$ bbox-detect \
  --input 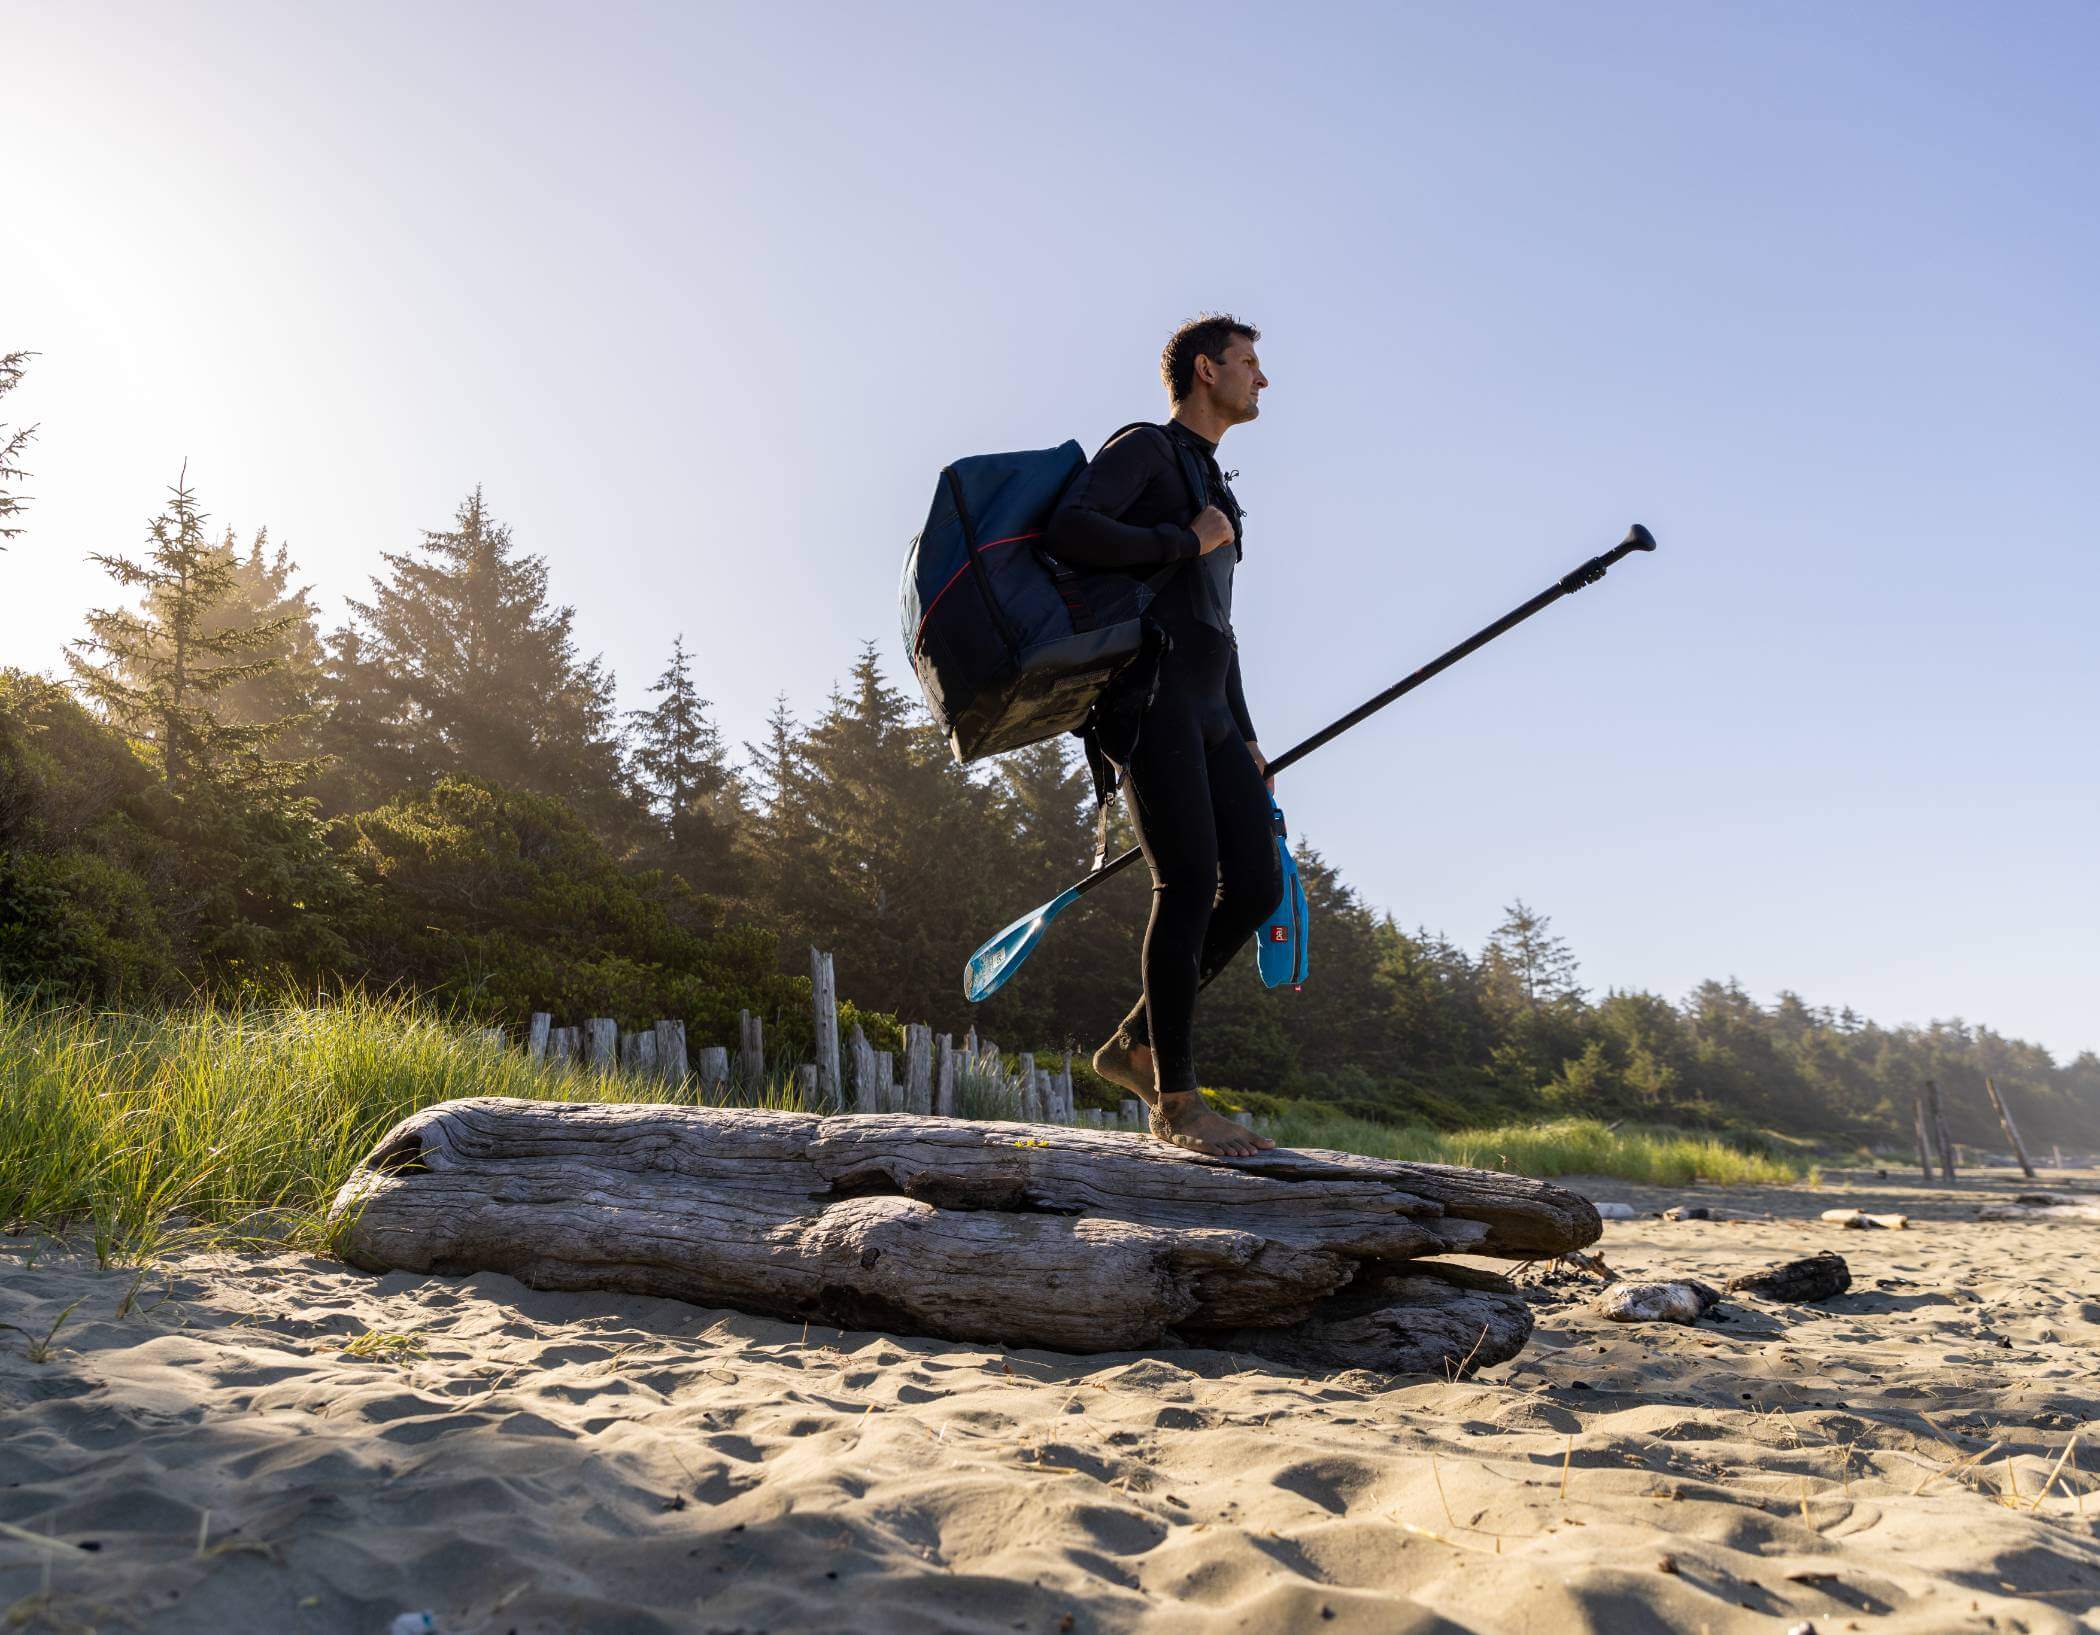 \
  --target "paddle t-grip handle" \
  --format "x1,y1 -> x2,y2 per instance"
1555,524 -> 1657,595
